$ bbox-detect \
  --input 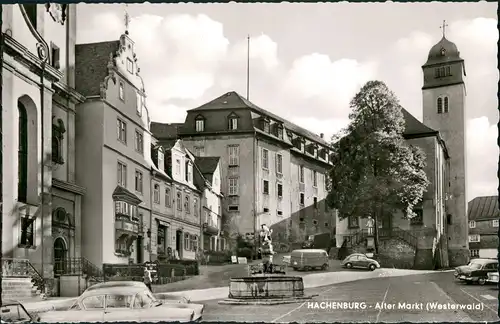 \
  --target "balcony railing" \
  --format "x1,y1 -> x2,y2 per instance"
53,257 -> 104,279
